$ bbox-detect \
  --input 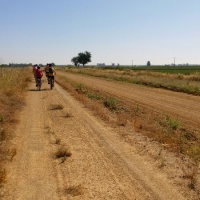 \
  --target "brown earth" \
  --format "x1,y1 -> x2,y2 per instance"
2,76 -> 200,199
